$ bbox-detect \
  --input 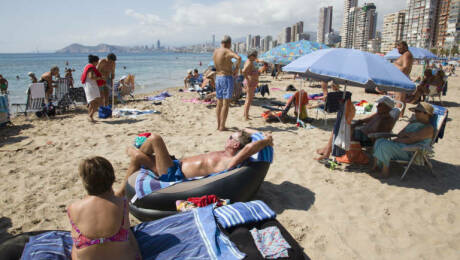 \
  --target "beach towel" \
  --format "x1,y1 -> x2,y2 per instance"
250,226 -> 291,259
21,206 -> 245,260
113,108 -> 160,118
182,98 -> 216,105
134,132 -> 273,200
214,200 -> 276,229
80,64 -> 105,86
146,91 -> 172,101
29,83 -> 45,99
